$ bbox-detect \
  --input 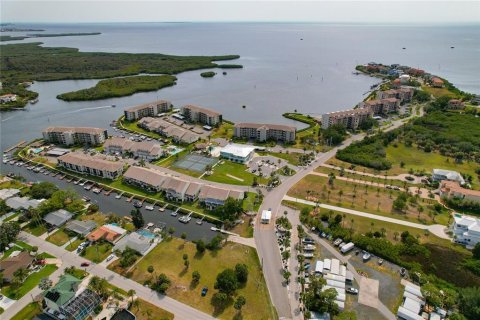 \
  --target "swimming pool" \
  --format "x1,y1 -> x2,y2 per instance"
137,229 -> 156,239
